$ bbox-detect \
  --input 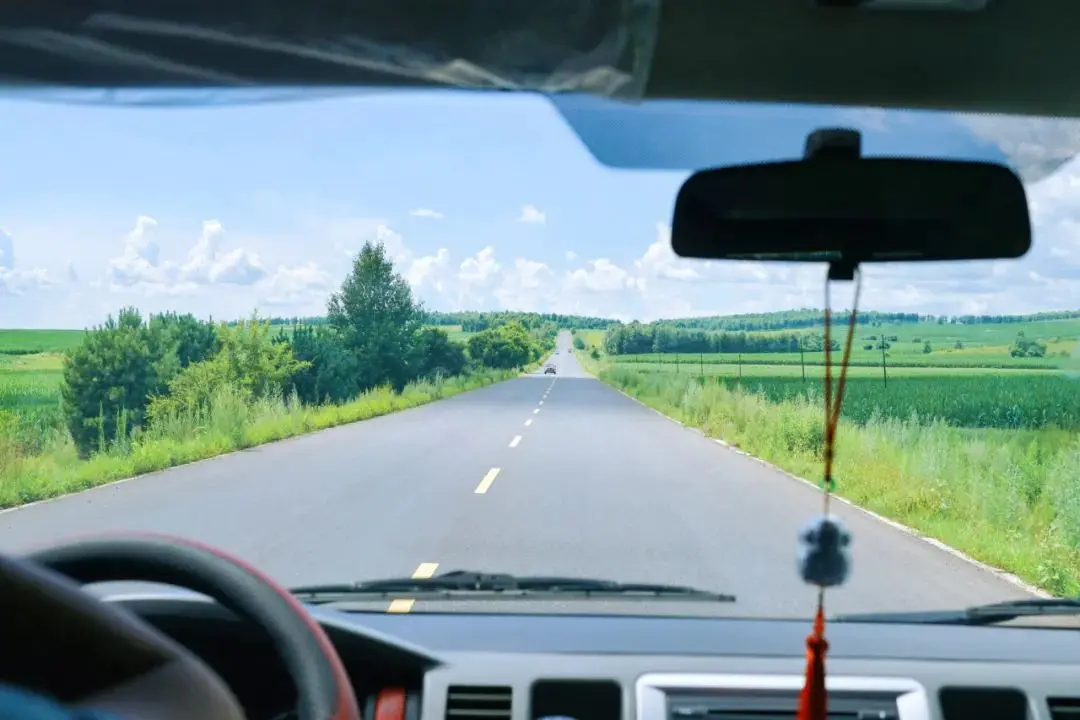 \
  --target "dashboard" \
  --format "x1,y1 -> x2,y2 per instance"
108,594 -> 1080,720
